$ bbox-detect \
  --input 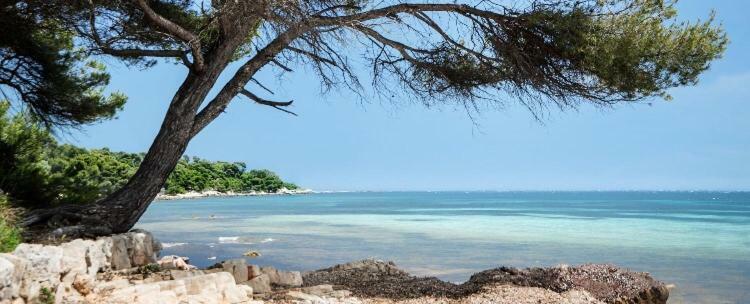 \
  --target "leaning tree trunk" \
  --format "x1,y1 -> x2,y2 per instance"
95,71 -> 220,233
23,64 -> 229,239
